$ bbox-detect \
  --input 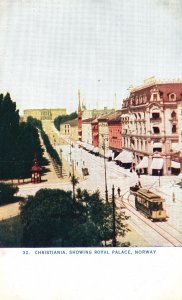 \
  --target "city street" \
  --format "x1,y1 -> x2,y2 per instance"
1,140 -> 182,247
56,143 -> 182,247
